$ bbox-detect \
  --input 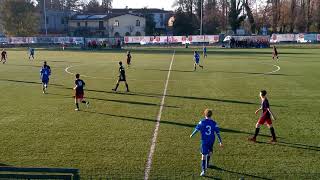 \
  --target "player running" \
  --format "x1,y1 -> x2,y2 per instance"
272,46 -> 279,61
74,74 -> 89,111
1,49 -> 7,64
203,46 -> 207,58
248,90 -> 277,143
126,51 -> 132,67
40,61 -> 51,94
194,51 -> 204,71
190,109 -> 223,177
29,47 -> 35,60
112,61 -> 129,92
